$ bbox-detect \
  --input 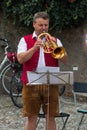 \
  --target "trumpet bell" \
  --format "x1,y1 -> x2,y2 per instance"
52,47 -> 66,59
